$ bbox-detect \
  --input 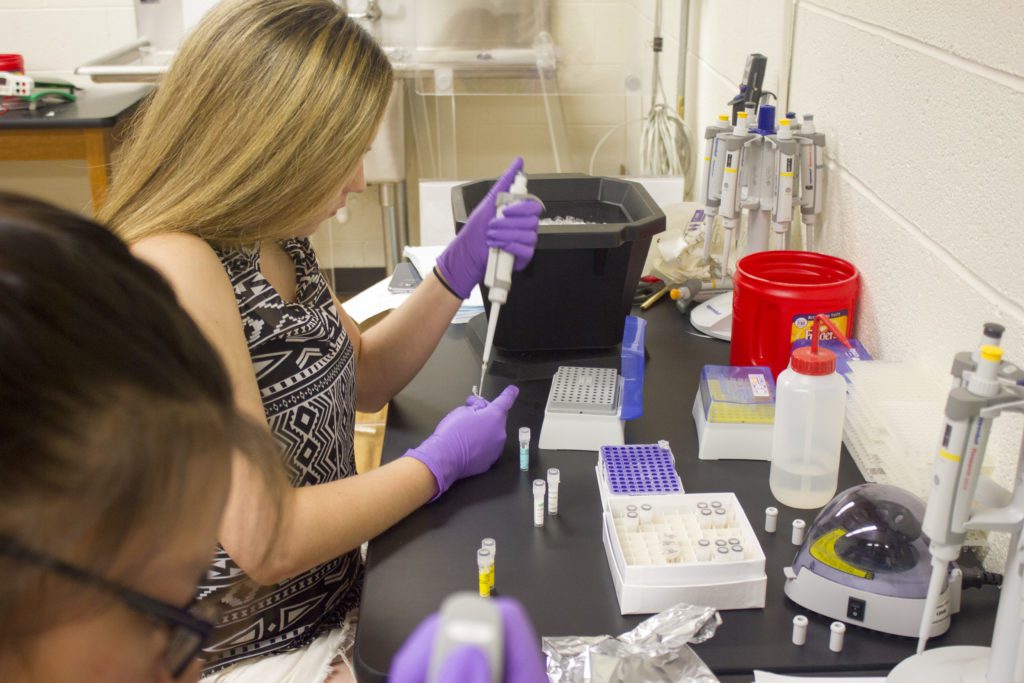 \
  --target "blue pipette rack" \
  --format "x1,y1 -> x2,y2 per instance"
600,441 -> 683,496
